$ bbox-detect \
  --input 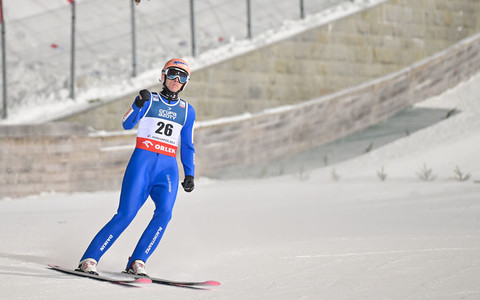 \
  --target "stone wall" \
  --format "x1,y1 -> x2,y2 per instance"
195,32 -> 480,174
0,123 -> 134,197
59,0 -> 480,131
2,31 -> 480,198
